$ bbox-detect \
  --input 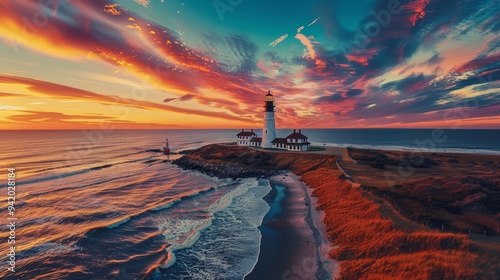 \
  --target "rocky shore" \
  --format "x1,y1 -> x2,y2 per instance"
172,144 -> 335,178
173,155 -> 277,179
